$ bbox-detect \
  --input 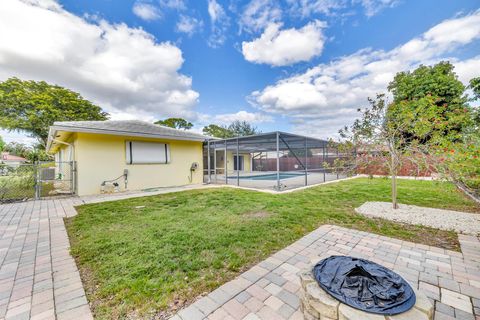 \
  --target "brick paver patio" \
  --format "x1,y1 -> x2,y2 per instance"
1,188 -> 479,320
173,225 -> 480,320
